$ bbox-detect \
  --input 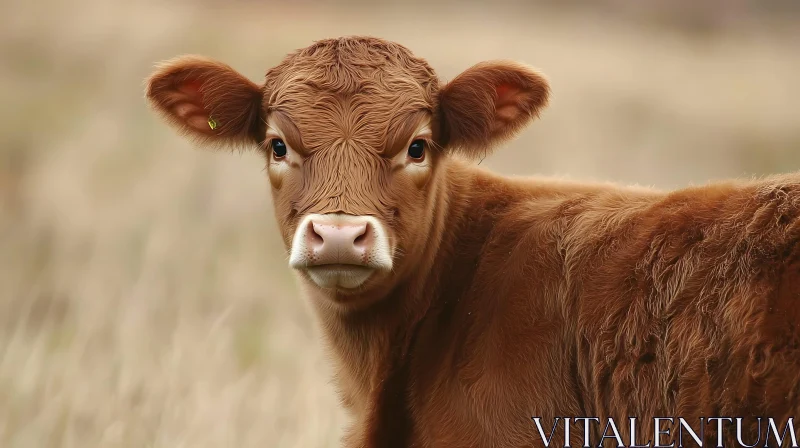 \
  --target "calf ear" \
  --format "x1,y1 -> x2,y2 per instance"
438,61 -> 550,158
145,55 -> 264,149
